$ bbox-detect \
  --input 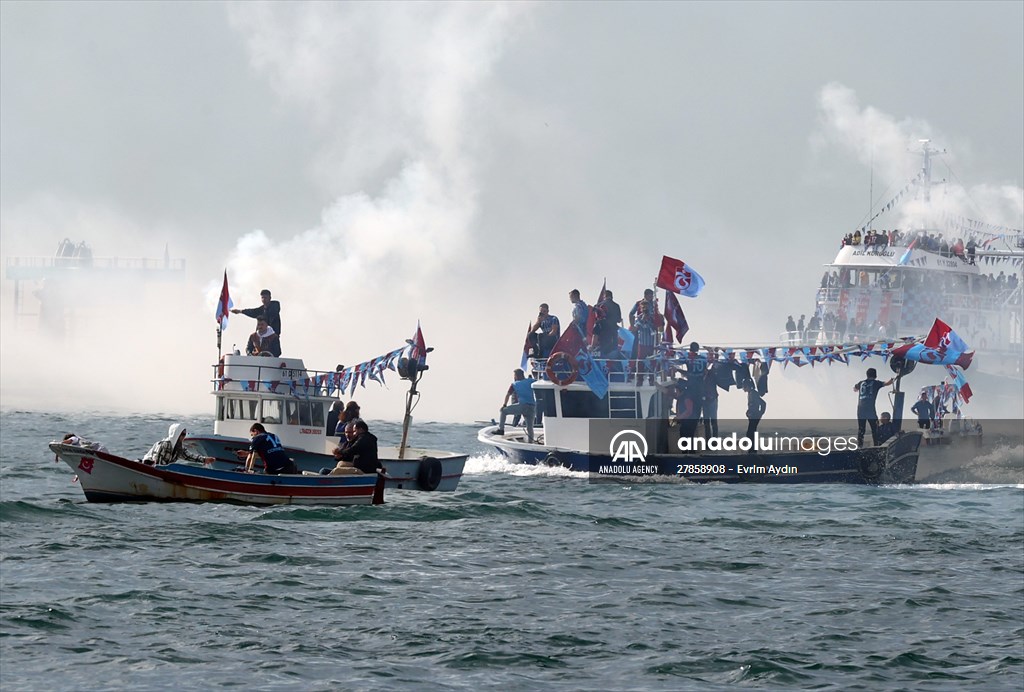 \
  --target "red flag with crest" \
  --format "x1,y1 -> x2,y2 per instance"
663,290 -> 689,343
